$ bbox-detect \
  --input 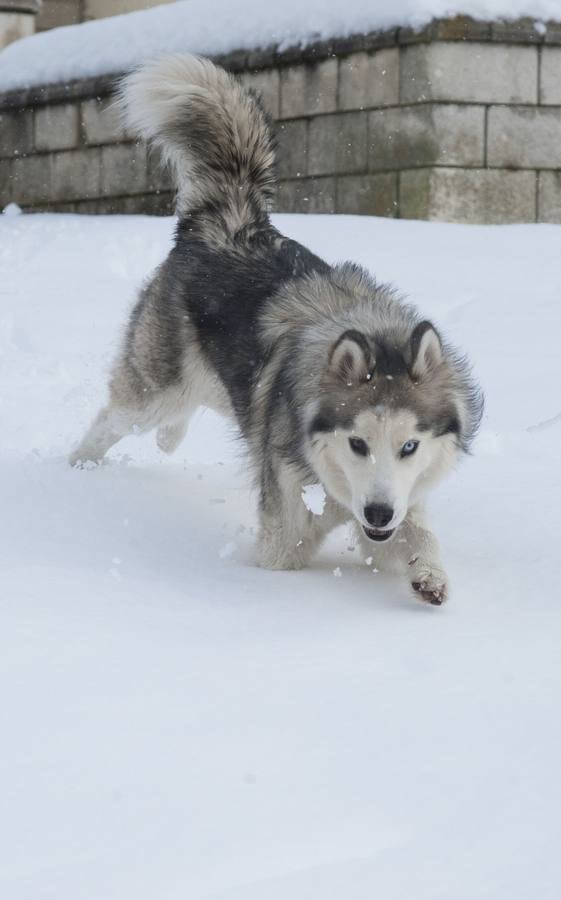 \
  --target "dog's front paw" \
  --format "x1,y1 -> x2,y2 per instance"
409,559 -> 449,606
257,539 -> 307,571
258,550 -> 306,571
